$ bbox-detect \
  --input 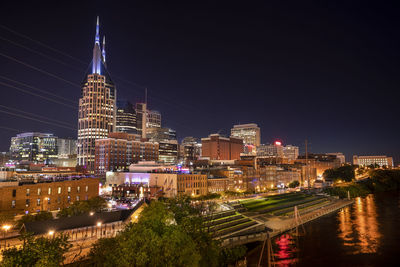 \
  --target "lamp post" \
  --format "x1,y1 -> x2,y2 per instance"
2,225 -> 11,249
48,230 -> 55,239
96,222 -> 102,238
